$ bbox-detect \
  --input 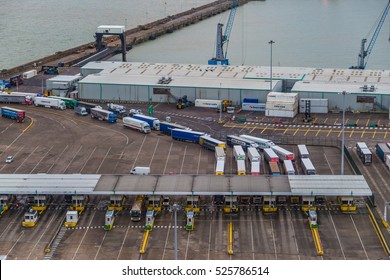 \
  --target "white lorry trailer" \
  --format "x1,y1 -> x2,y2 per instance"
34,96 -> 66,110
247,147 -> 260,175
123,117 -> 151,134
